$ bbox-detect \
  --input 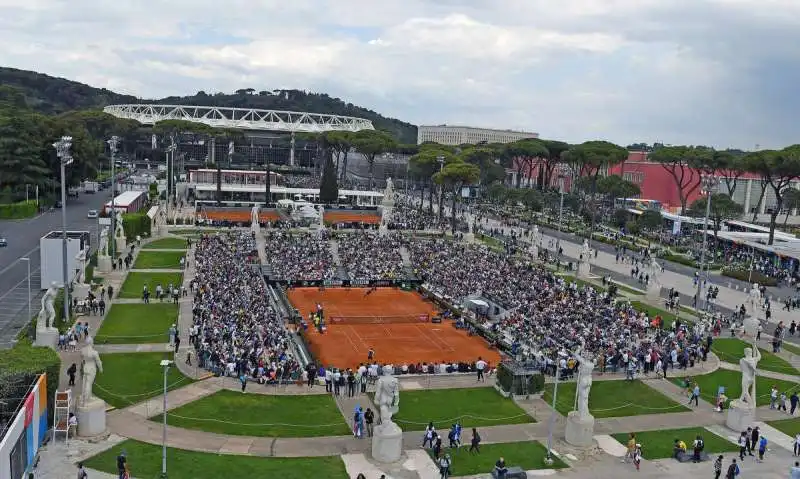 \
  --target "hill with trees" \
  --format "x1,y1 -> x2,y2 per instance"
0,67 -> 417,142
